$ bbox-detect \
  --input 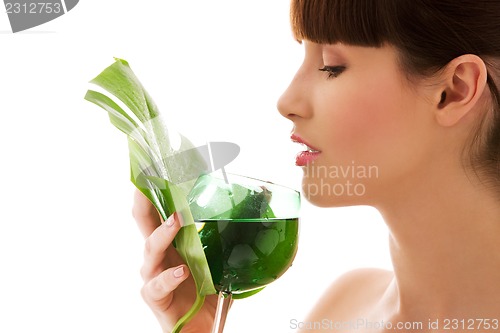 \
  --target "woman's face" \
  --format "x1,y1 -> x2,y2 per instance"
278,42 -> 437,207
